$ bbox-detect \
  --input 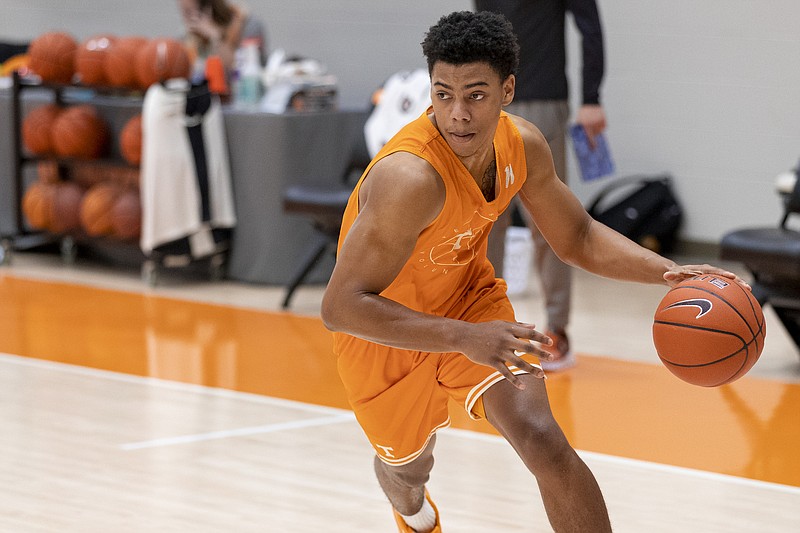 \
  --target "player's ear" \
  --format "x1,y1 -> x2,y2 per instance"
501,74 -> 515,106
